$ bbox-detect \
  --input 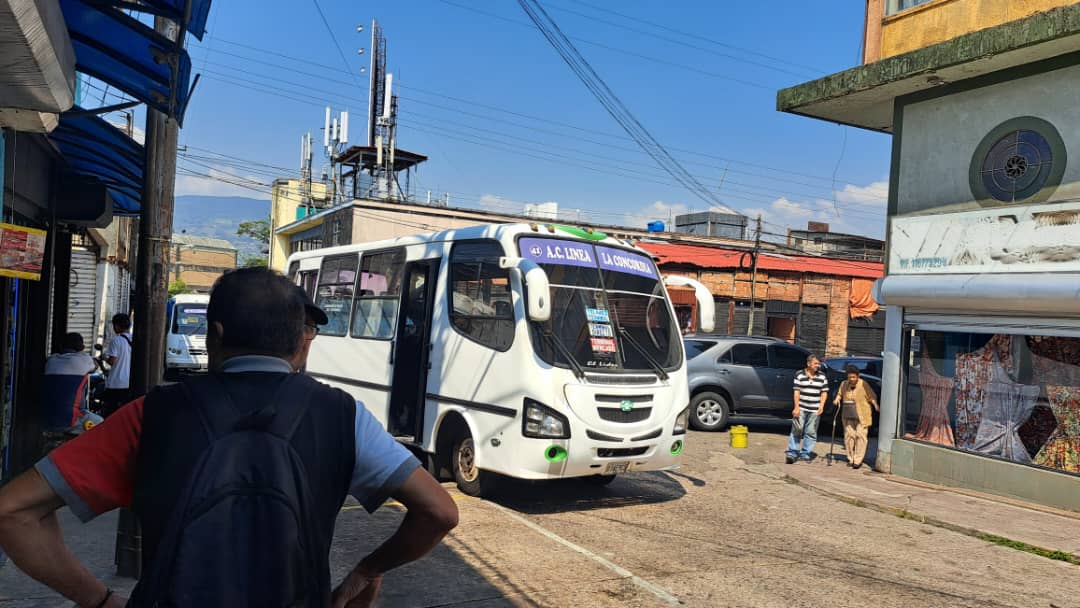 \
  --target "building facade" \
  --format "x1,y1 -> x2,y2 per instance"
781,1 -> 1080,510
786,222 -> 885,261
169,234 -> 237,293
640,242 -> 884,357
